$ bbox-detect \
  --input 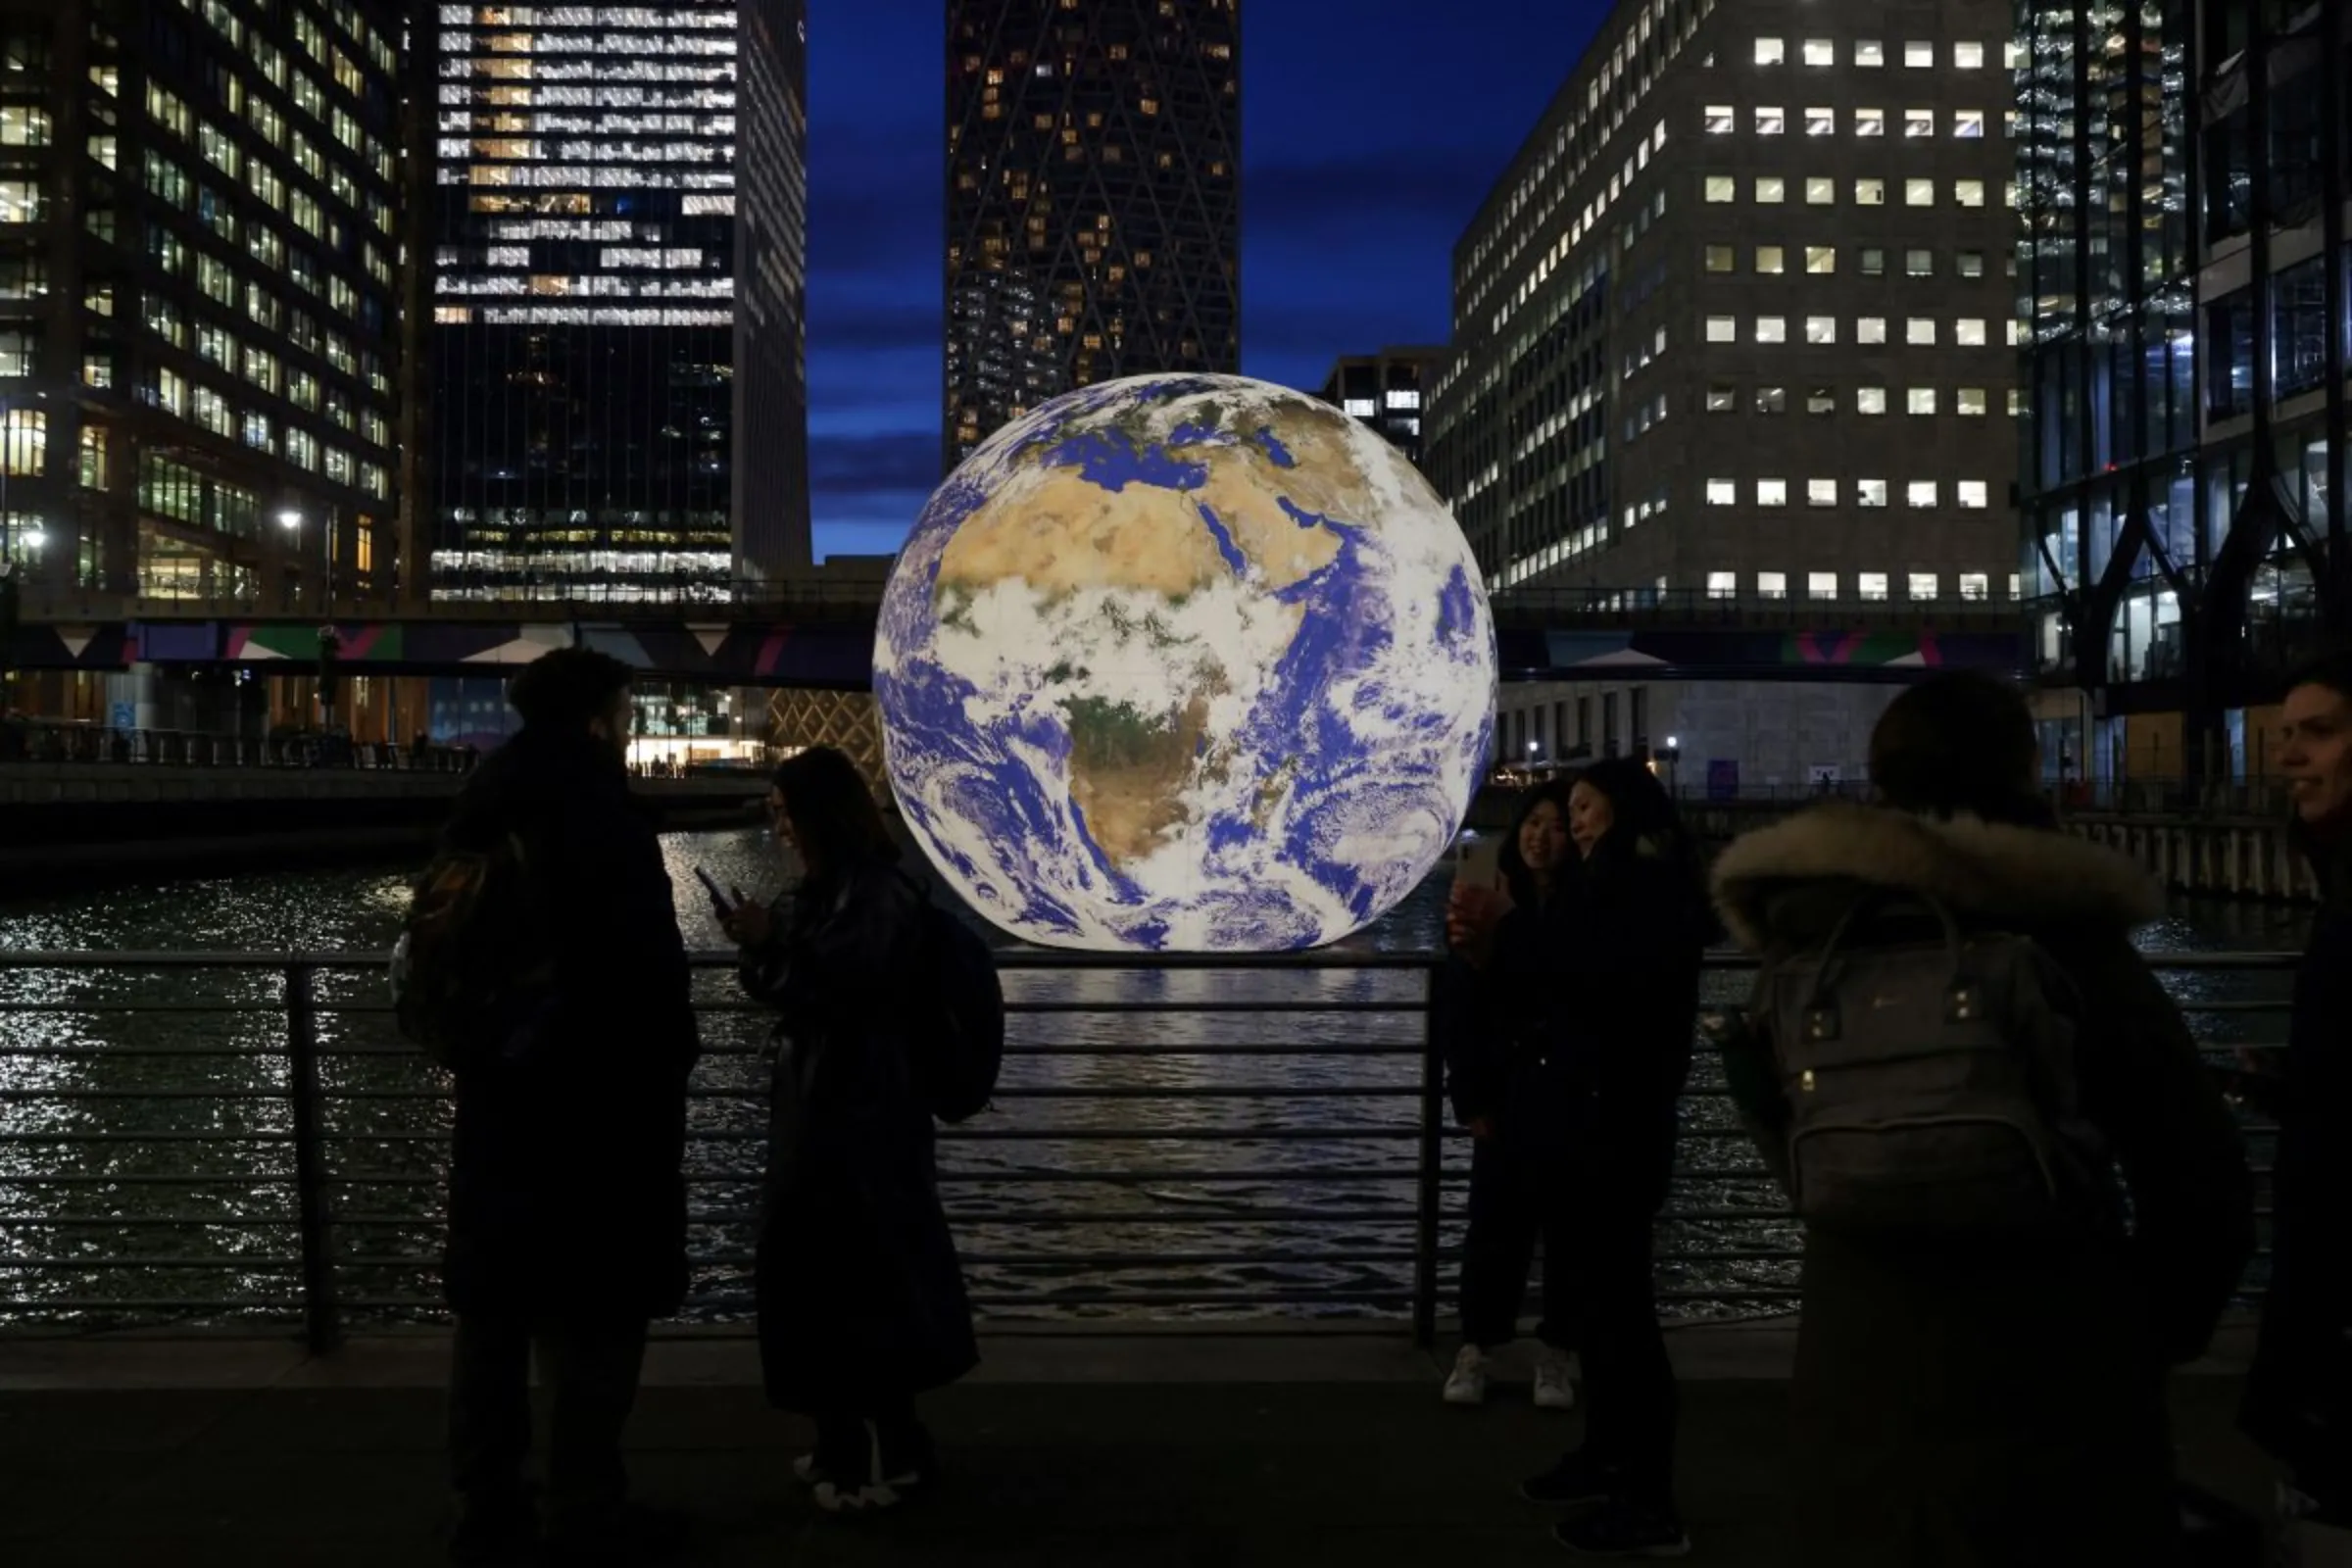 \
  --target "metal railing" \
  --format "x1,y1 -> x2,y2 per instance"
0,722 -> 478,771
0,950 -> 2290,1350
